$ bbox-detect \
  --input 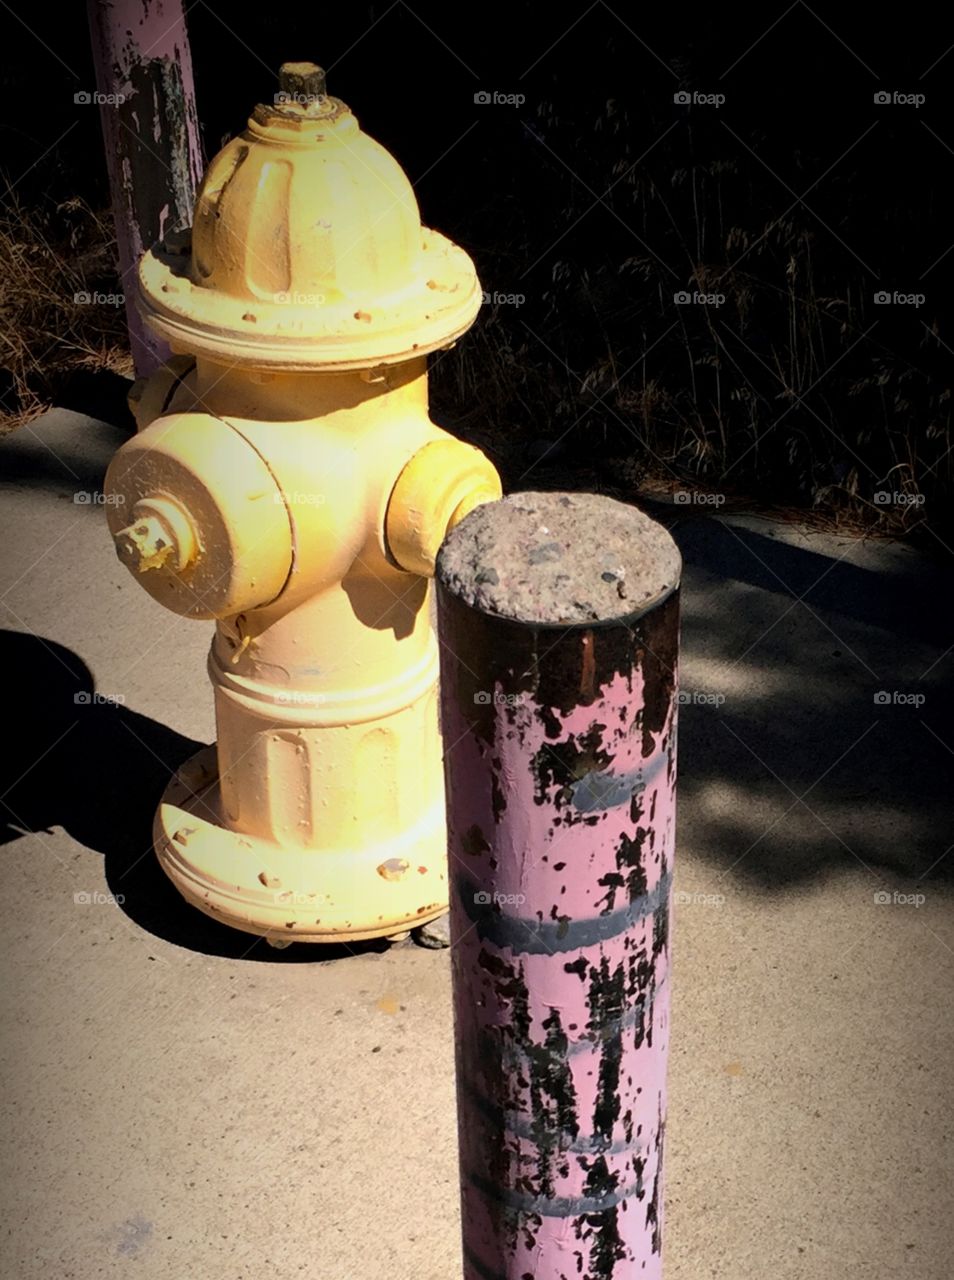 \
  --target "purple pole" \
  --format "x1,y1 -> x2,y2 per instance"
436,492 -> 681,1279
86,0 -> 204,376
